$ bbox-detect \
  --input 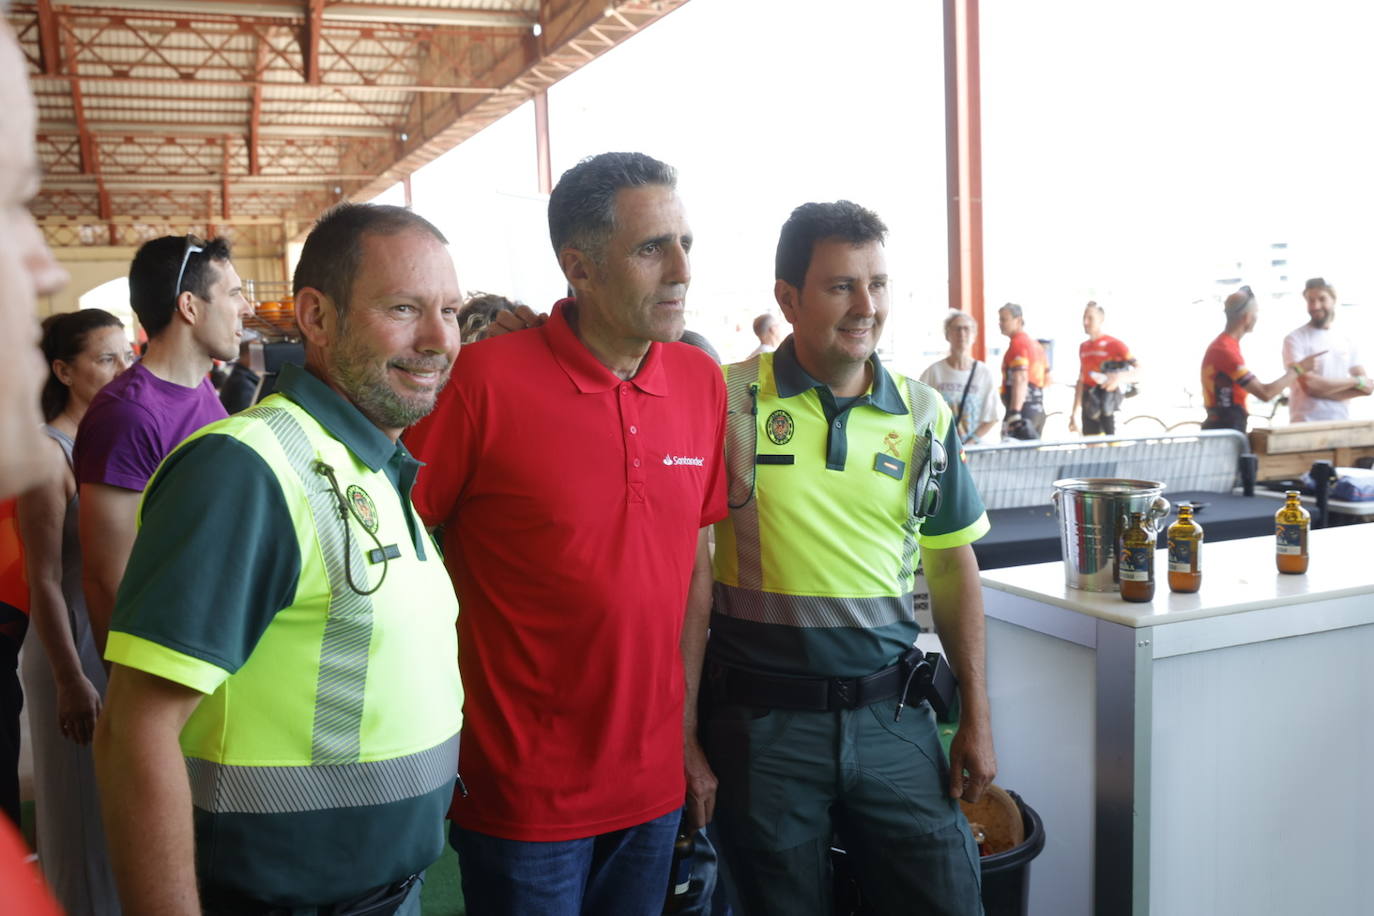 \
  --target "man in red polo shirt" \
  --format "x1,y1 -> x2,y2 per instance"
406,152 -> 726,915
1069,301 -> 1137,436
